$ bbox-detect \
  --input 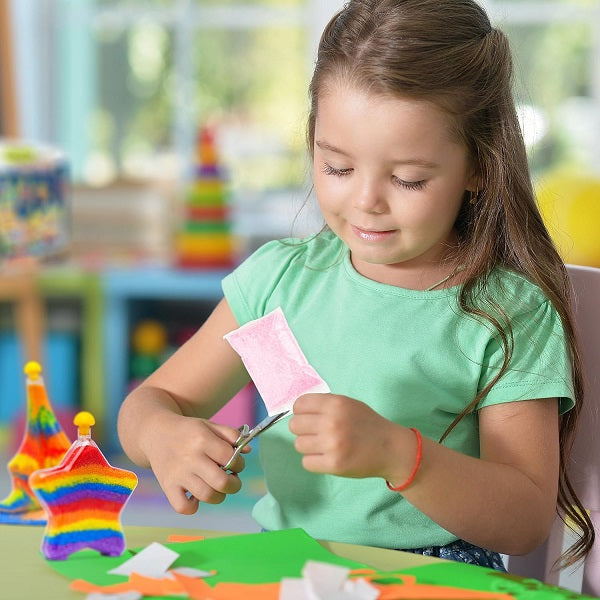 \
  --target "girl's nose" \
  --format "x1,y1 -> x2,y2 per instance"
352,178 -> 387,214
